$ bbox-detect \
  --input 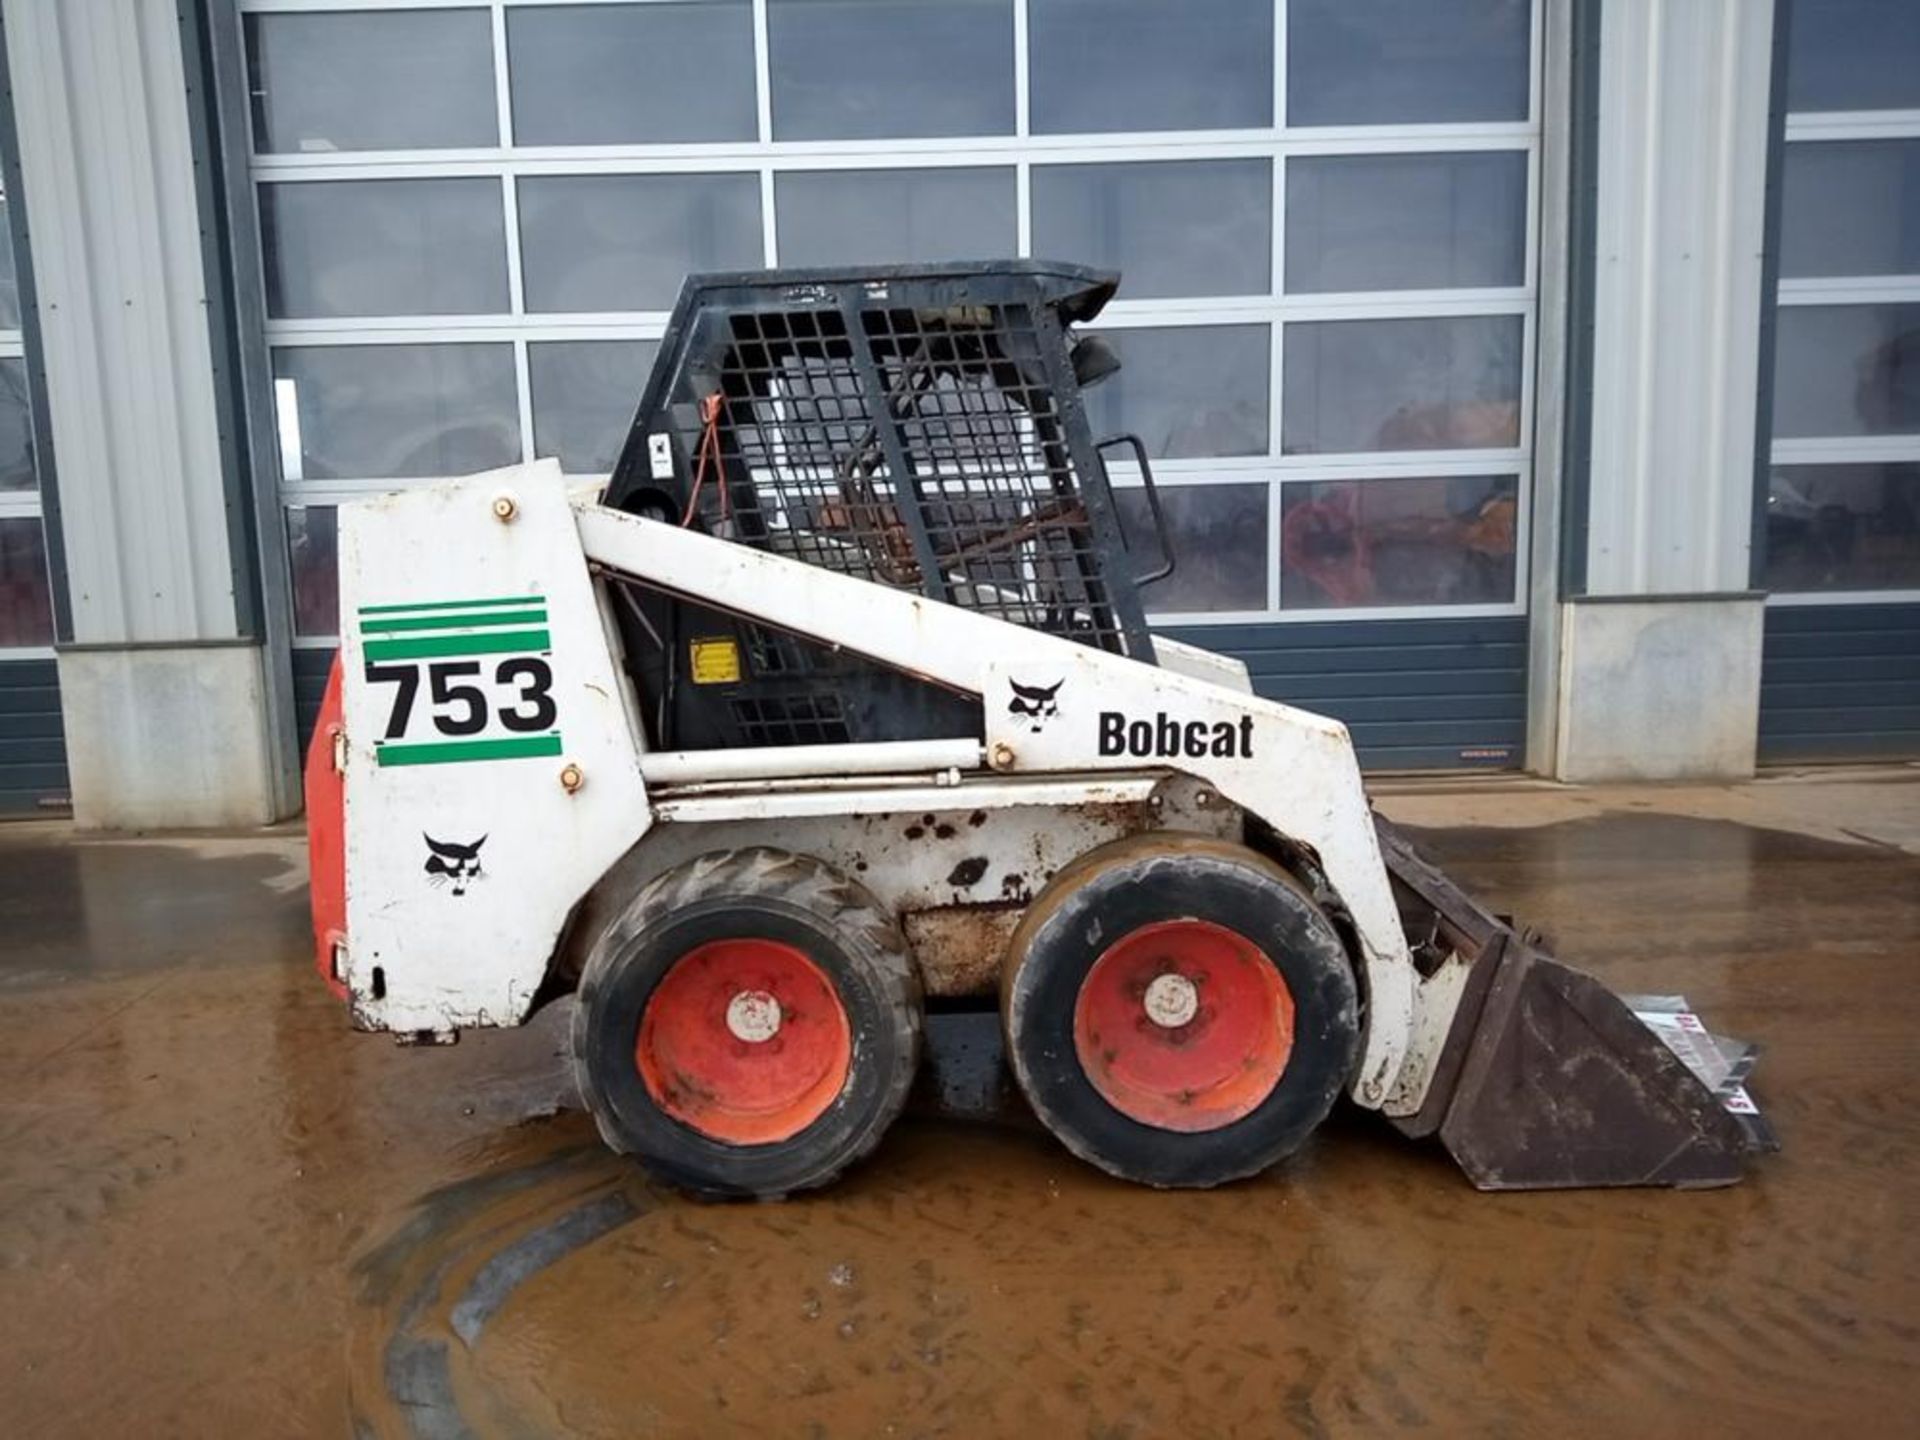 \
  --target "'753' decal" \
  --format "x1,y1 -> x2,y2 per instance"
356,595 -> 563,767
